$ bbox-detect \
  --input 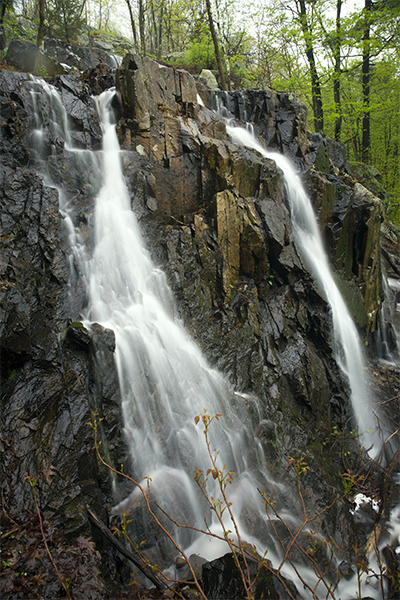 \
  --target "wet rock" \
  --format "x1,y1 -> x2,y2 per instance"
0,68 -> 124,596
0,54 -> 390,596
44,37 -> 119,71
303,169 -> 384,335
255,420 -> 279,464
211,89 -> 308,162
117,53 -> 197,131
82,62 -> 115,95
66,320 -> 91,349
